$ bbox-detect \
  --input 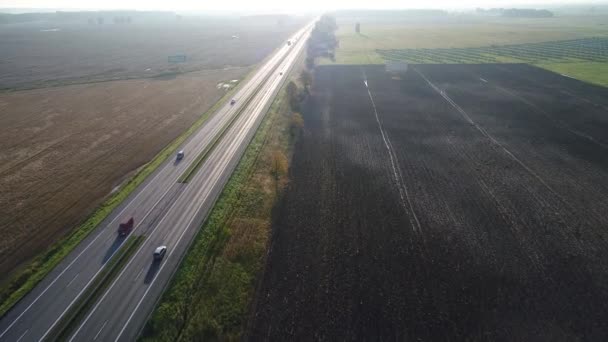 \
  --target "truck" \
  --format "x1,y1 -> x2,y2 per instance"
118,217 -> 134,236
